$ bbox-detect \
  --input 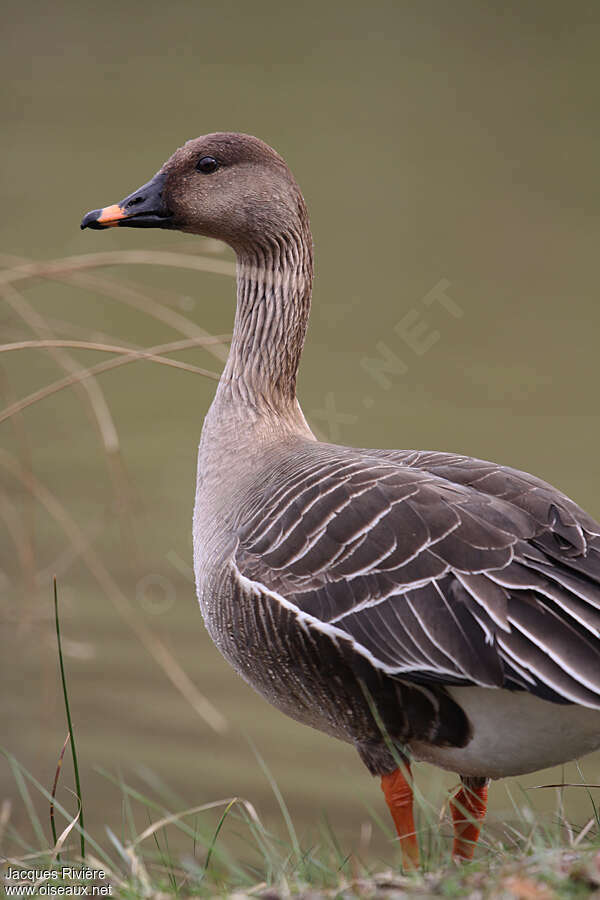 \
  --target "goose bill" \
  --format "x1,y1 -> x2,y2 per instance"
80,171 -> 172,230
